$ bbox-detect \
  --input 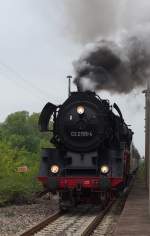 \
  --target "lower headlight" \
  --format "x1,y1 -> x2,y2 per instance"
100,165 -> 109,174
50,165 -> 60,174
